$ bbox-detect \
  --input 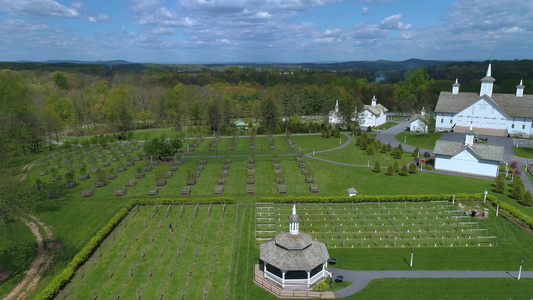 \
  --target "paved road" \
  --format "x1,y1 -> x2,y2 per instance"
329,267 -> 533,298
